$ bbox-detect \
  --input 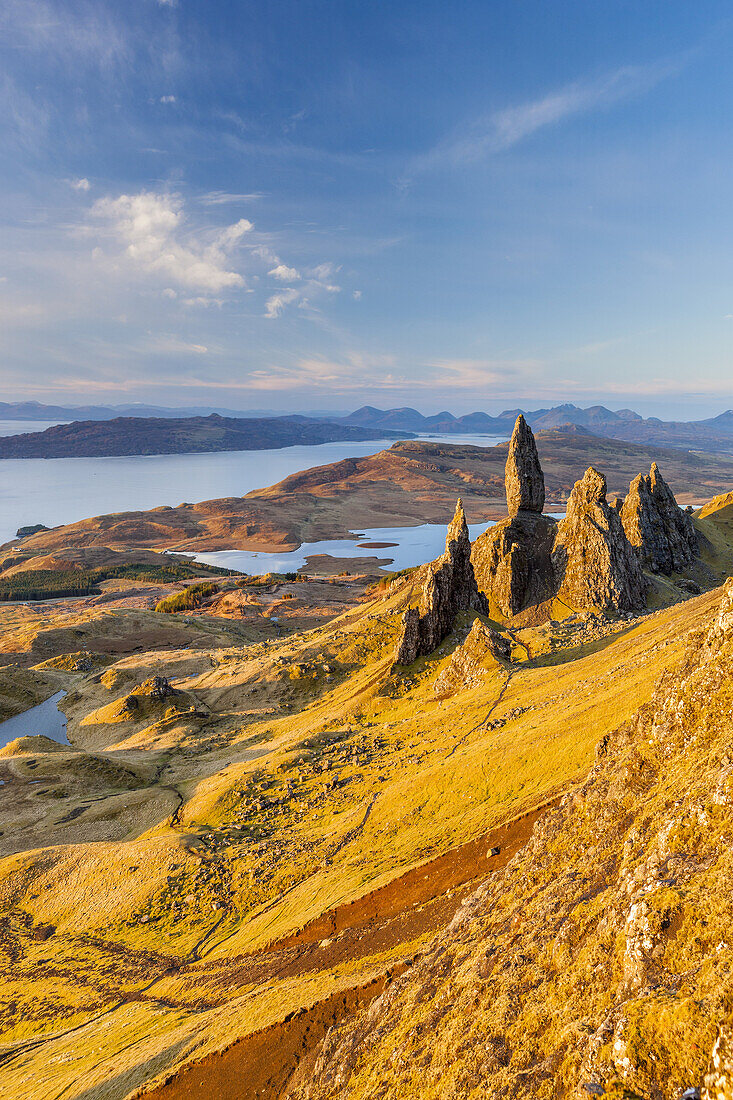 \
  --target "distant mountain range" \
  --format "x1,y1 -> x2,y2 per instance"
0,414 -> 411,460
0,401 -> 348,422
3,400 -> 733,455
330,403 -> 733,453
